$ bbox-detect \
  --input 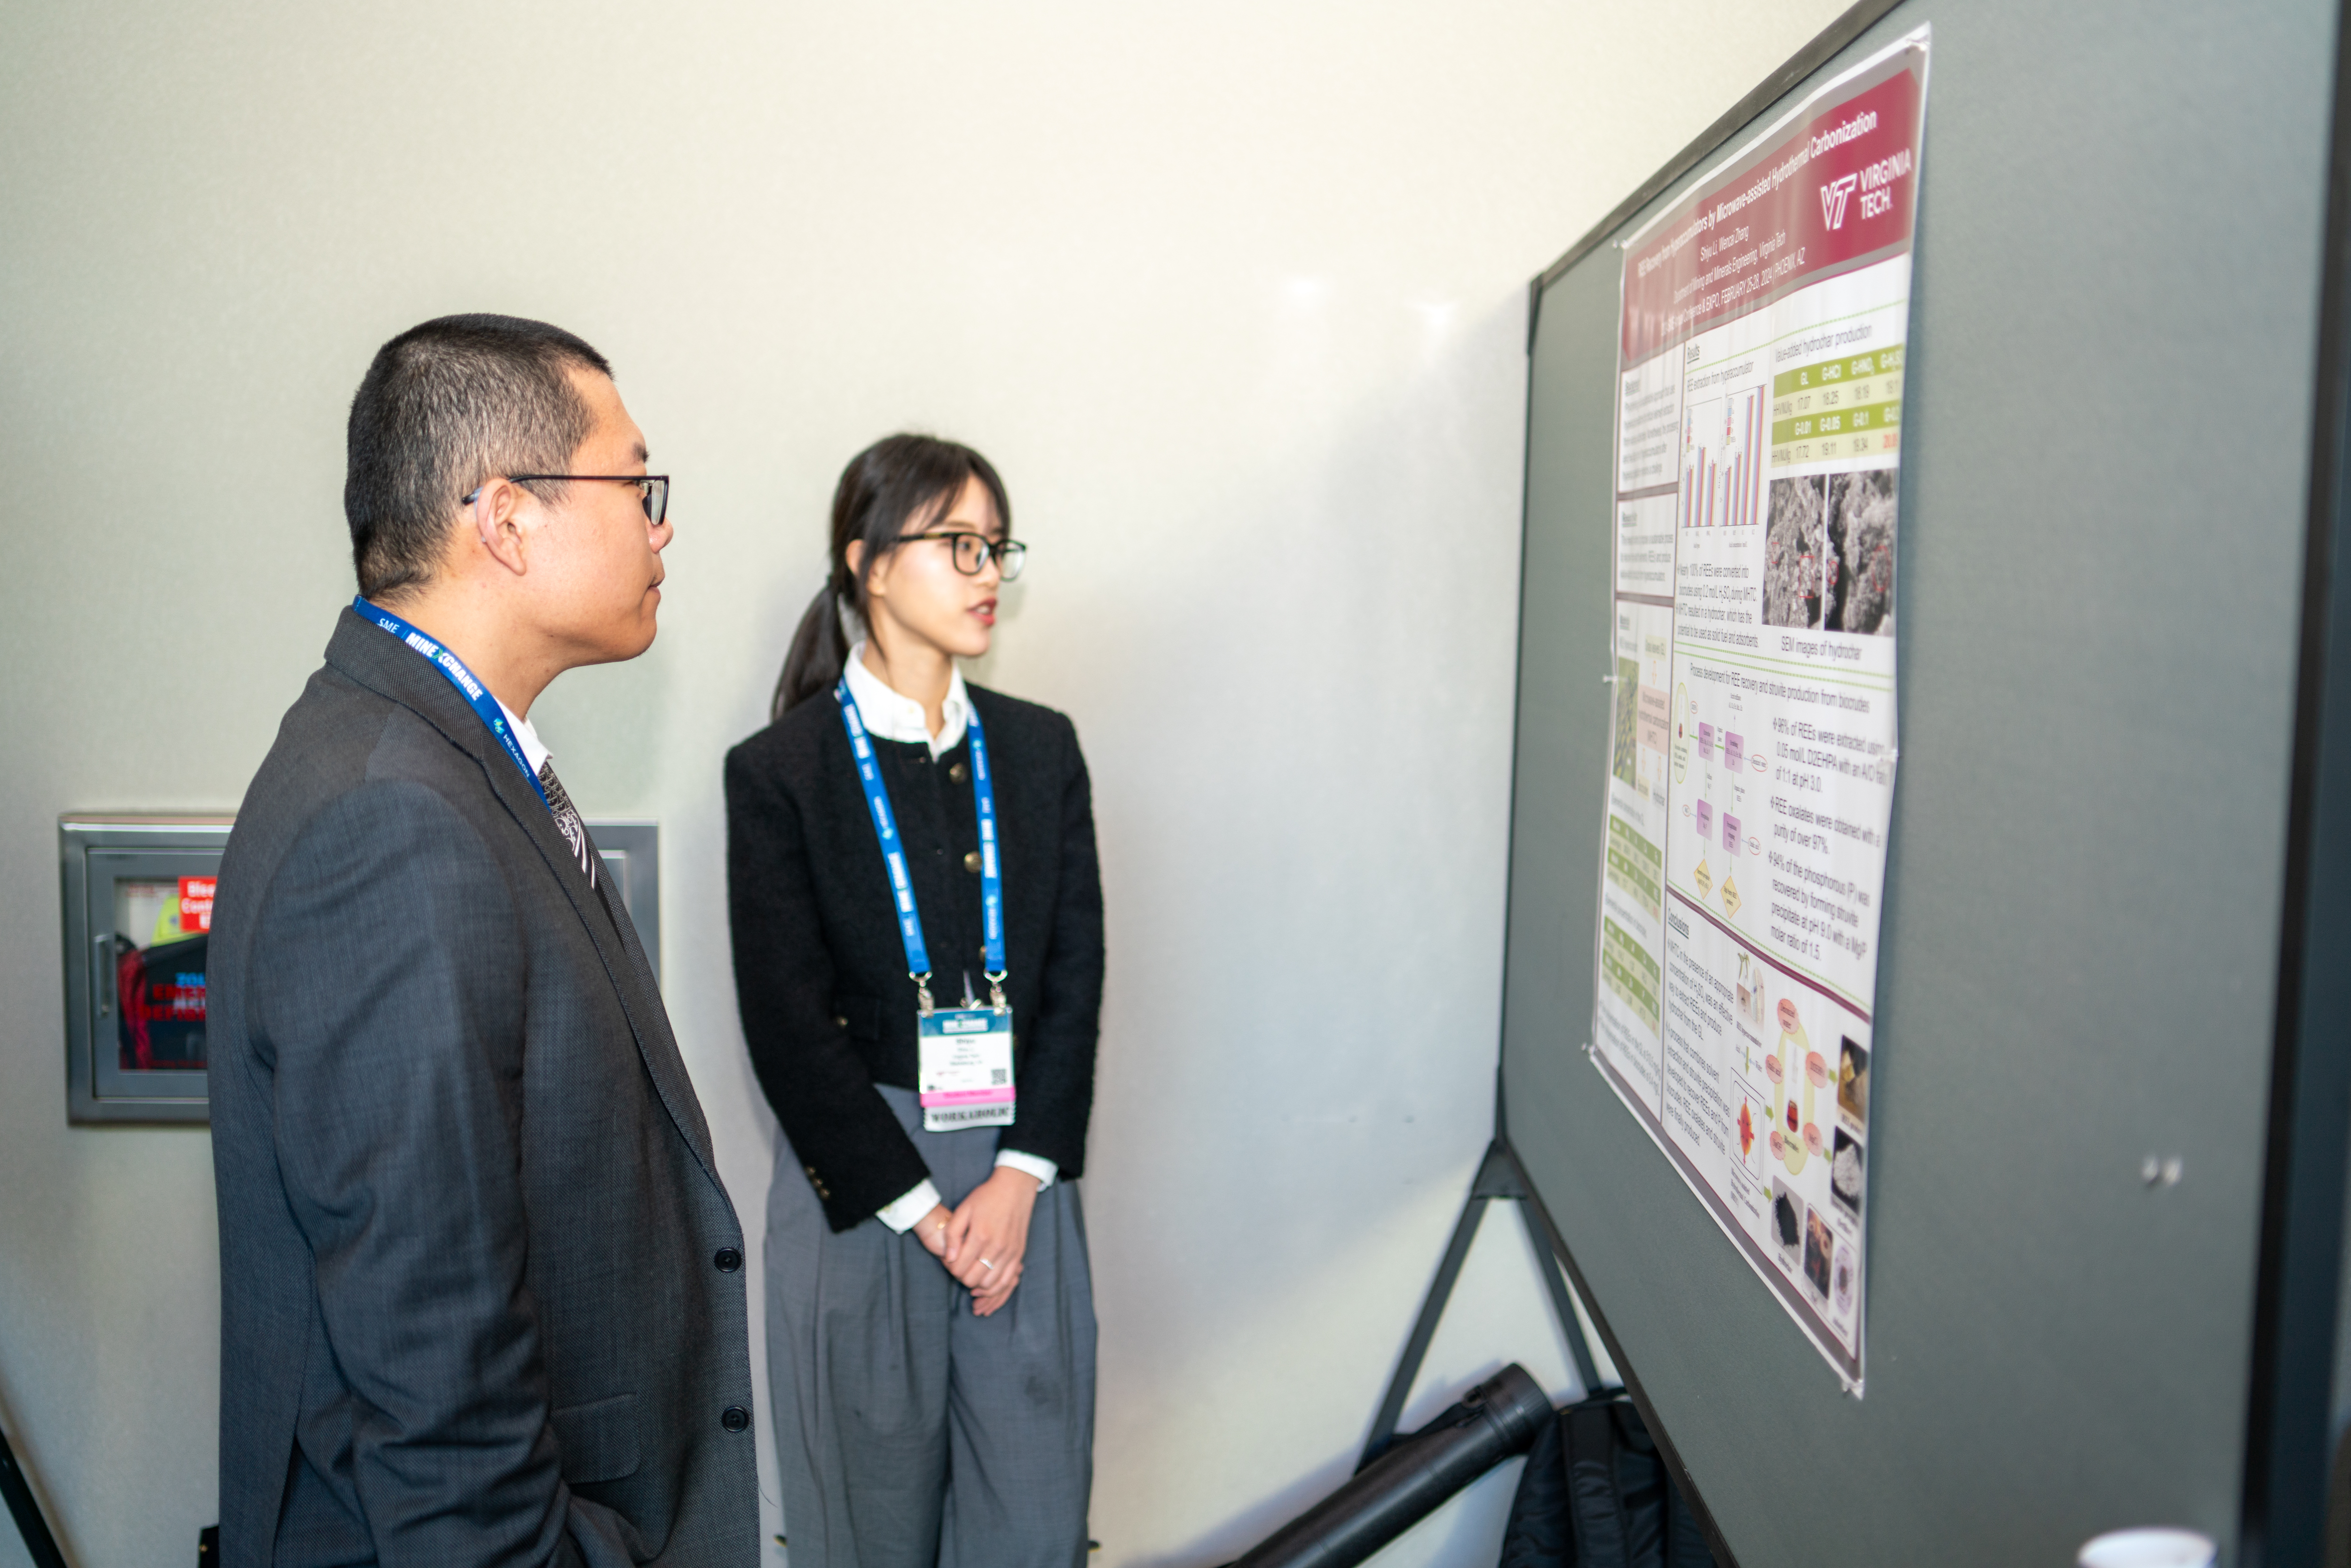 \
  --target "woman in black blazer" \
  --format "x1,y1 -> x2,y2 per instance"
726,434 -> 1103,1568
